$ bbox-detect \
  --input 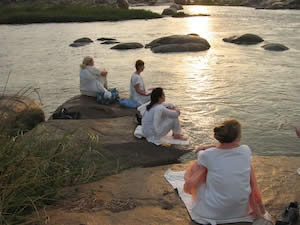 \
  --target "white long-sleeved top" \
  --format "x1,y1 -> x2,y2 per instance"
142,103 -> 180,144
80,66 -> 108,97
